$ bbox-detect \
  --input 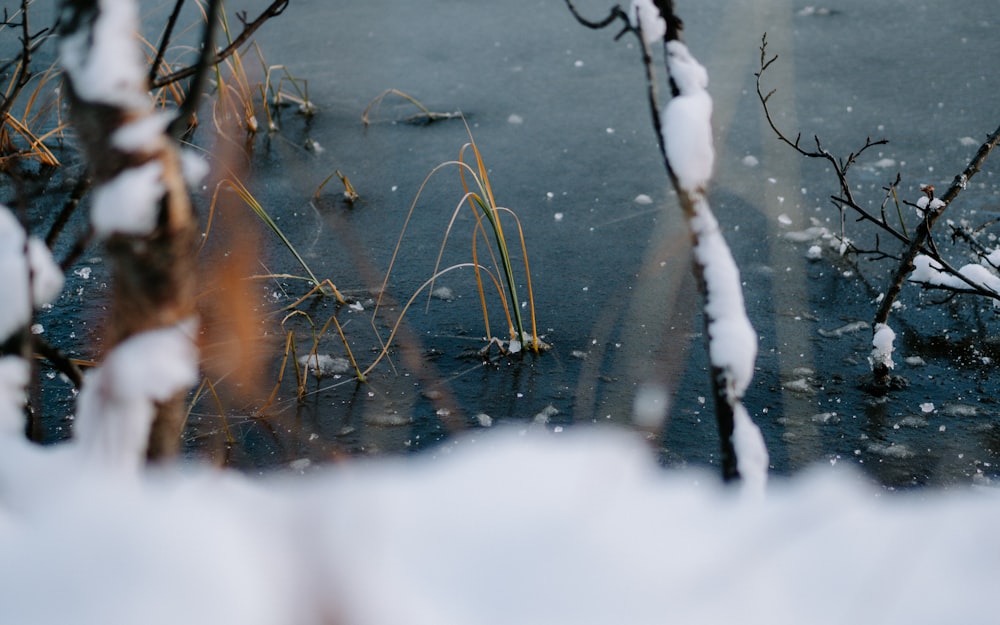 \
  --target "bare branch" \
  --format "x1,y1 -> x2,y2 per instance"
150,0 -> 288,89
